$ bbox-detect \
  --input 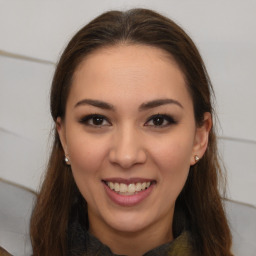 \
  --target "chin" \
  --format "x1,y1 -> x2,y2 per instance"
103,211 -> 155,234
